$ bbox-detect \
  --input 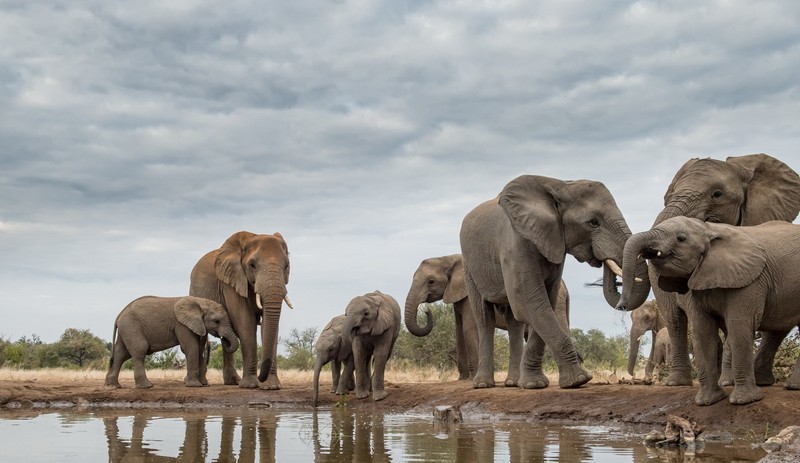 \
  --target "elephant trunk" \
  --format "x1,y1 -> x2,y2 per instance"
617,230 -> 658,311
312,358 -> 323,407
340,314 -> 357,356
627,327 -> 647,376
603,258 -> 650,311
220,325 -> 239,354
404,286 -> 434,337
255,272 -> 287,383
